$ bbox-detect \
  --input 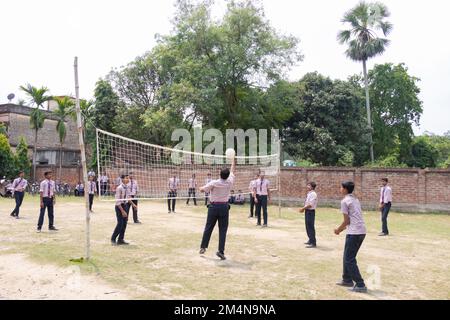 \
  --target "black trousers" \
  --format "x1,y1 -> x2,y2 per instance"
205,193 -> 210,206
343,234 -> 366,287
200,204 -> 230,254
381,202 -> 391,234
100,183 -> 107,196
111,204 -> 129,242
38,197 -> 54,229
255,195 -> 268,225
168,191 -> 177,212
186,188 -> 197,205
249,194 -> 255,217
89,194 -> 94,211
131,197 -> 139,222
305,209 -> 316,245
12,191 -> 25,217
